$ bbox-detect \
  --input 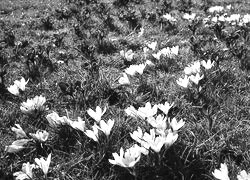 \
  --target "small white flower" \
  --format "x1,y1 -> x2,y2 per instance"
46,111 -> 72,127
168,118 -> 185,131
201,59 -> 214,70
20,95 -> 46,114
176,75 -> 190,88
125,64 -> 146,76
157,101 -> 173,115
70,117 -> 85,132
164,130 -> 178,147
208,6 -> 224,13
152,51 -> 163,60
138,27 -> 144,37
137,102 -> 158,120
5,139 -> 31,153
30,130 -> 49,142
120,49 -> 134,61
118,73 -> 130,85
147,114 -> 167,131
147,41 -> 157,51
125,105 -> 138,117
212,163 -> 230,180
237,170 -> 250,180
35,153 -> 52,176
14,77 -> 29,91
87,106 -> 106,123
163,13 -> 176,22
183,13 -> 196,20
7,84 -> 20,96
11,124 -> 27,138
84,124 -> 99,142
13,162 -> 36,180
189,73 -> 204,85
184,61 -> 201,75
98,119 -> 115,136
